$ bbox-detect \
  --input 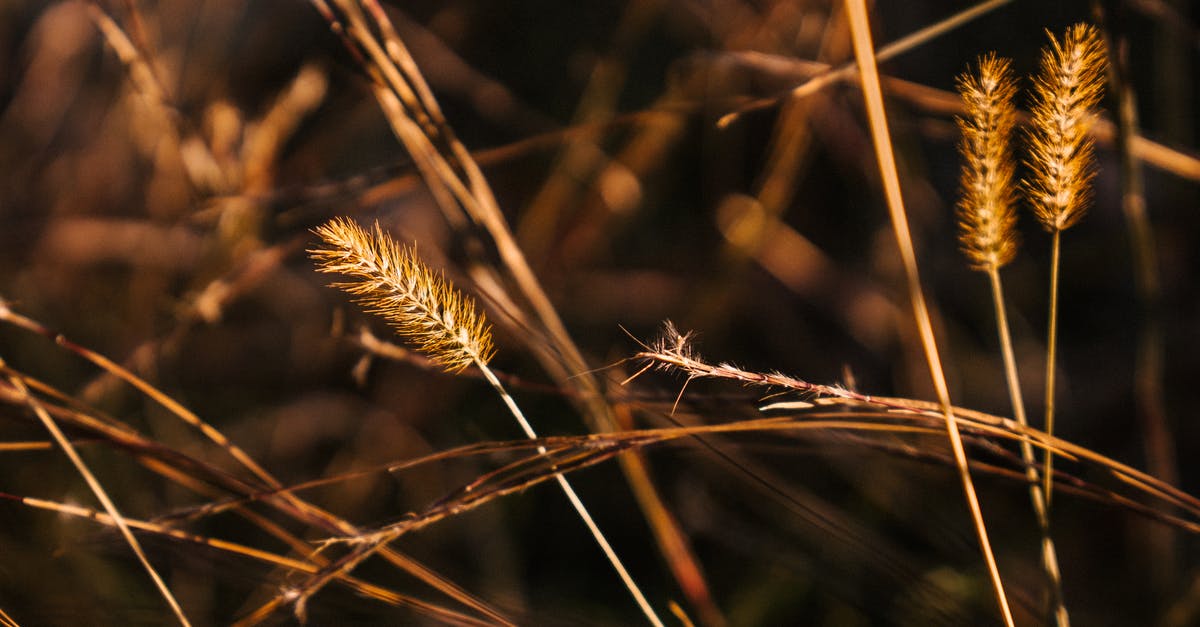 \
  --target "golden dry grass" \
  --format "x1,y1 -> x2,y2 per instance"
0,2 -> 1196,626
311,217 -> 496,373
